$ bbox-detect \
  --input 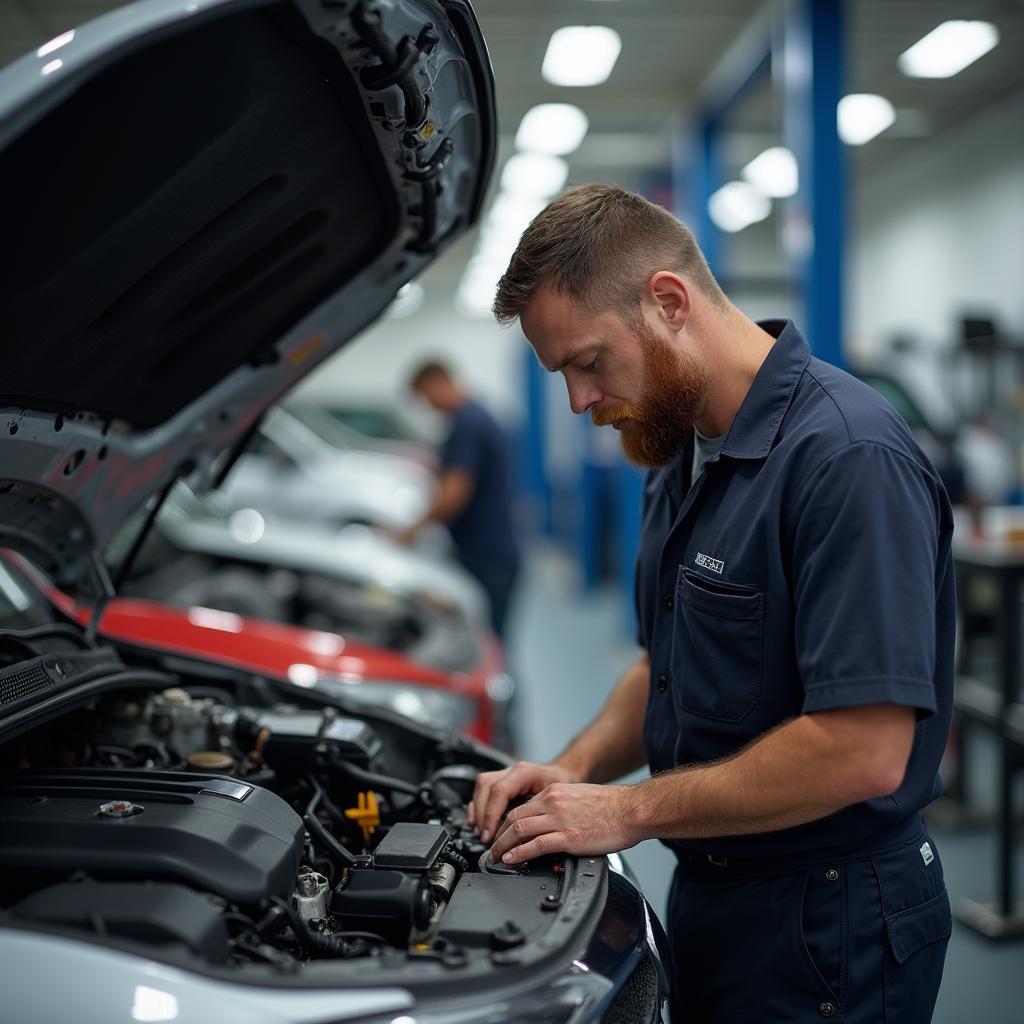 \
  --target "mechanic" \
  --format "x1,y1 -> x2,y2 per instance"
469,185 -> 954,1023
399,360 -> 521,639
